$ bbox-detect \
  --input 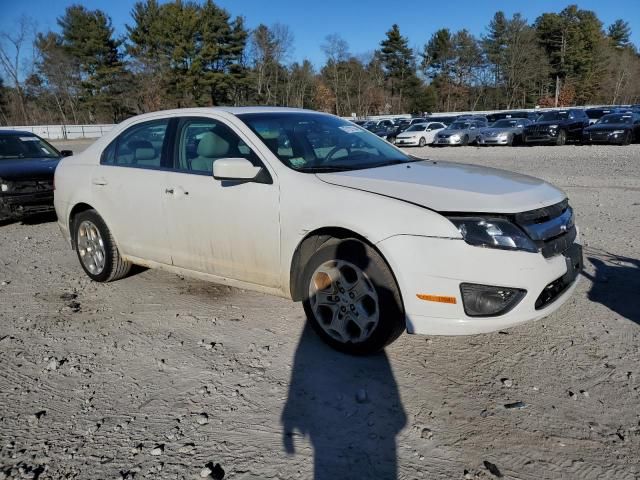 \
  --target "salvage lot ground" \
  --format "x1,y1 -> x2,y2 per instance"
0,140 -> 639,479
